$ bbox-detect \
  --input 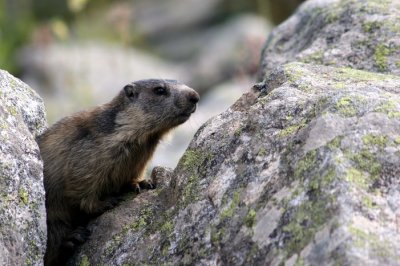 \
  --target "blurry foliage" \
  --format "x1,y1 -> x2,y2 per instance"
68,0 -> 90,13
72,2 -> 139,46
0,0 -> 35,74
0,0 -> 146,75
0,0 -> 304,75
0,0 -> 107,74
32,0 -> 72,22
219,0 -> 304,24
260,0 -> 305,24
